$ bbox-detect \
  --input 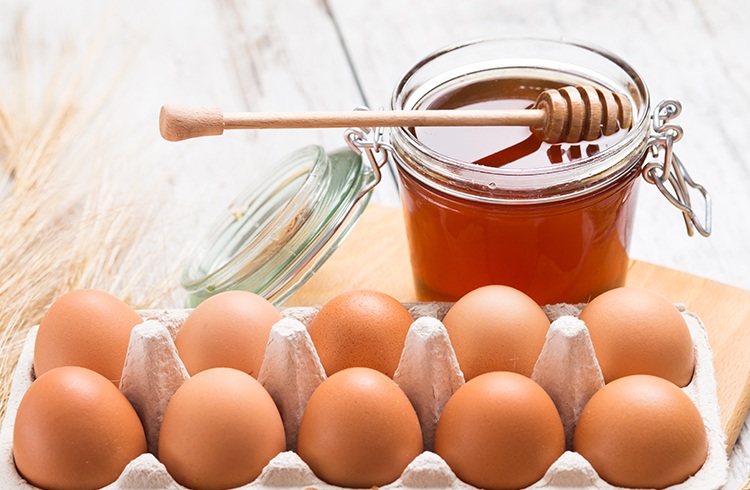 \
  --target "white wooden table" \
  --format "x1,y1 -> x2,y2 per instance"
2,0 -> 749,487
